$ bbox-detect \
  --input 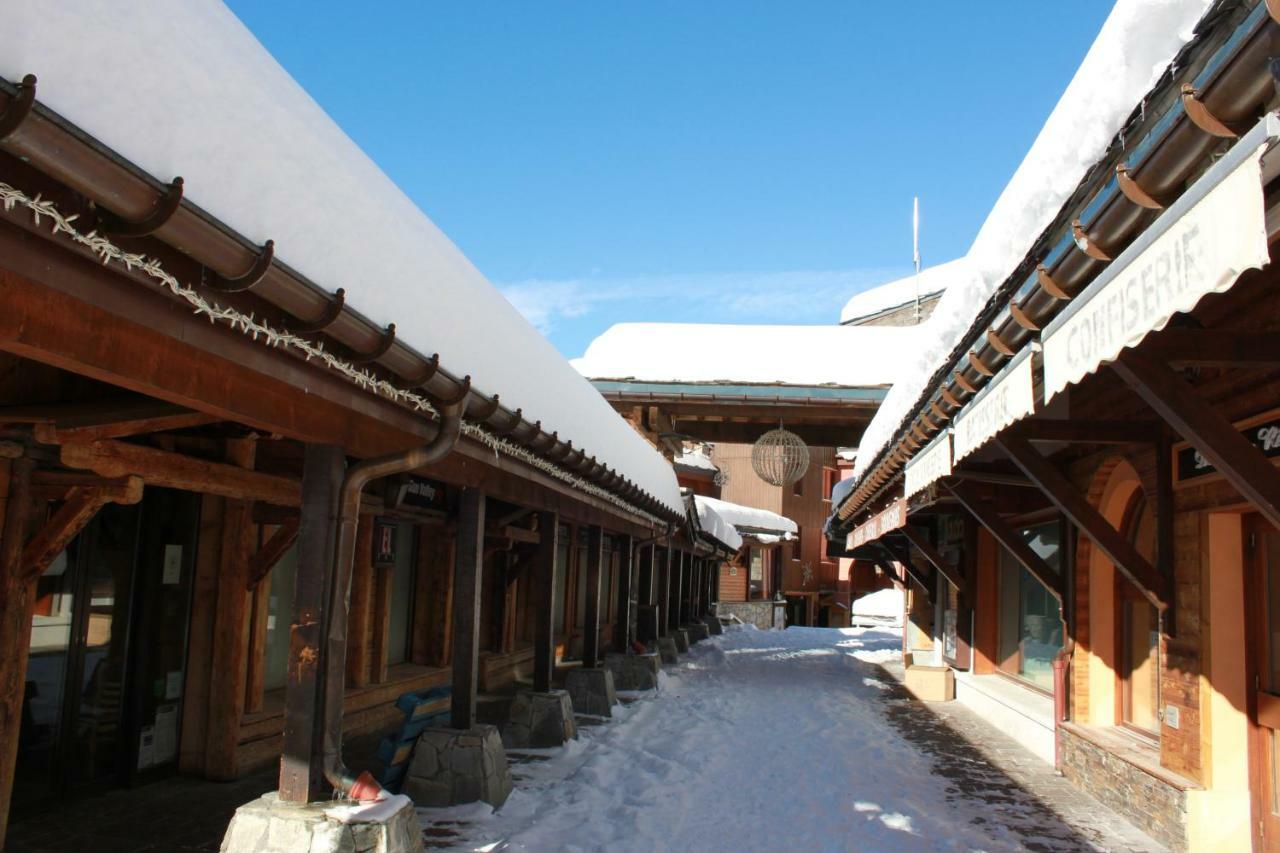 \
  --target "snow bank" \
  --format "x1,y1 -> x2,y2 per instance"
573,322 -> 921,387
853,0 -> 1212,480
694,495 -> 797,535
0,1 -> 684,515
851,588 -> 905,621
693,498 -> 743,551
839,258 -> 967,325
